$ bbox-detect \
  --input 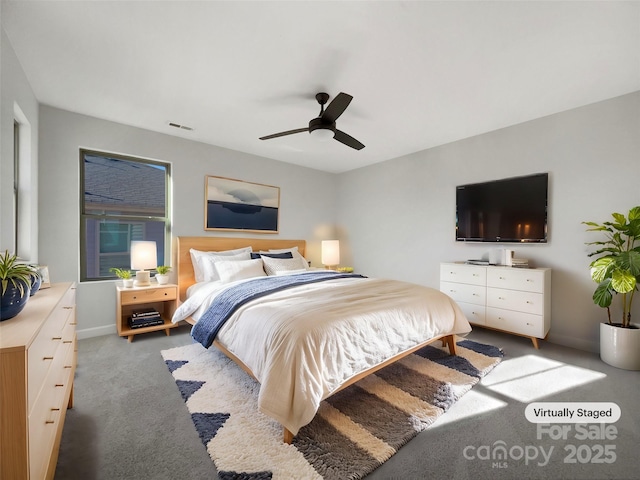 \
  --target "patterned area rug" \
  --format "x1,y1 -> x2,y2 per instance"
161,338 -> 503,479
